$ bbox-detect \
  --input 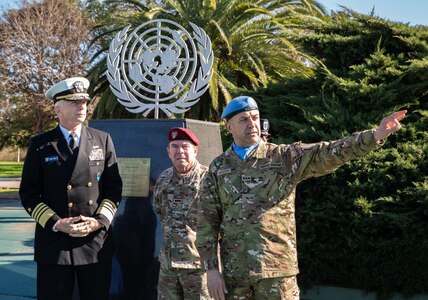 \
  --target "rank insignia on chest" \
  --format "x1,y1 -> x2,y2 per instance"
242,175 -> 252,182
89,147 -> 104,161
173,197 -> 183,204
